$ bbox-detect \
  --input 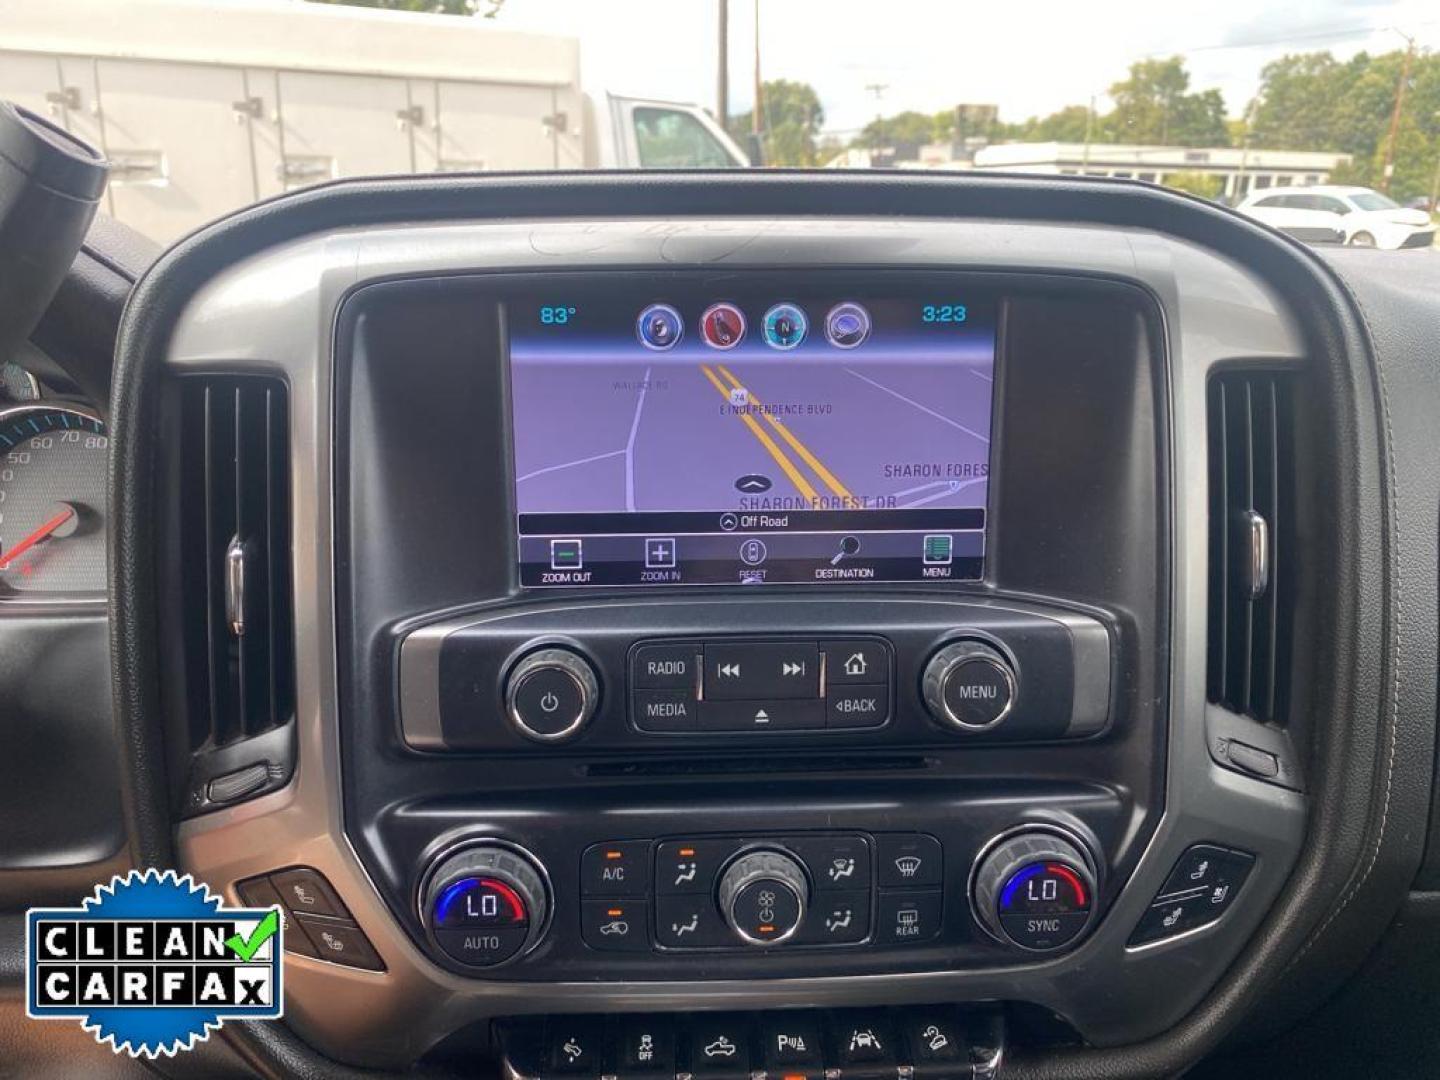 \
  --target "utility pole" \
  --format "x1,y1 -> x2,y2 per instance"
751,0 -> 762,138
1082,94 -> 1095,168
716,0 -> 728,127
1379,31 -> 1415,194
